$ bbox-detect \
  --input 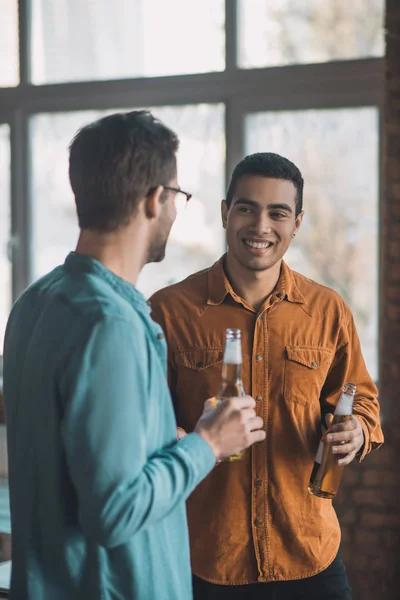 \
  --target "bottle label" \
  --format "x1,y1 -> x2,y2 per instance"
315,440 -> 323,464
334,393 -> 354,416
223,339 -> 242,365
